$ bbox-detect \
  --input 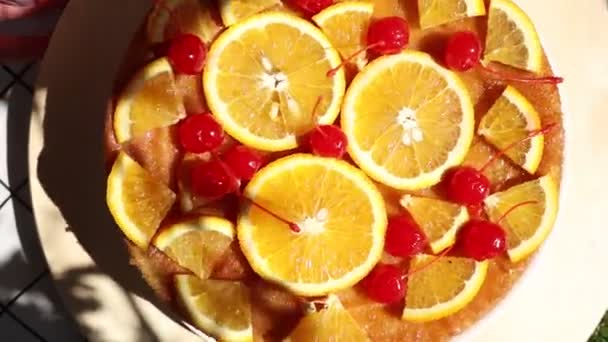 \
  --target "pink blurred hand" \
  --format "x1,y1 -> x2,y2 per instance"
0,0 -> 66,20
0,0 -> 68,60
